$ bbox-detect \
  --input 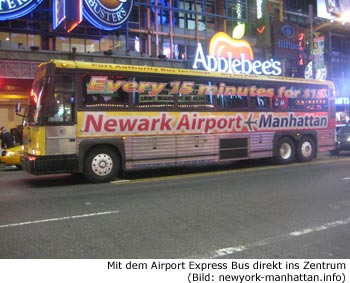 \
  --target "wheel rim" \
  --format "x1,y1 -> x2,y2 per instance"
91,153 -> 113,176
300,141 -> 313,158
280,142 -> 292,160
